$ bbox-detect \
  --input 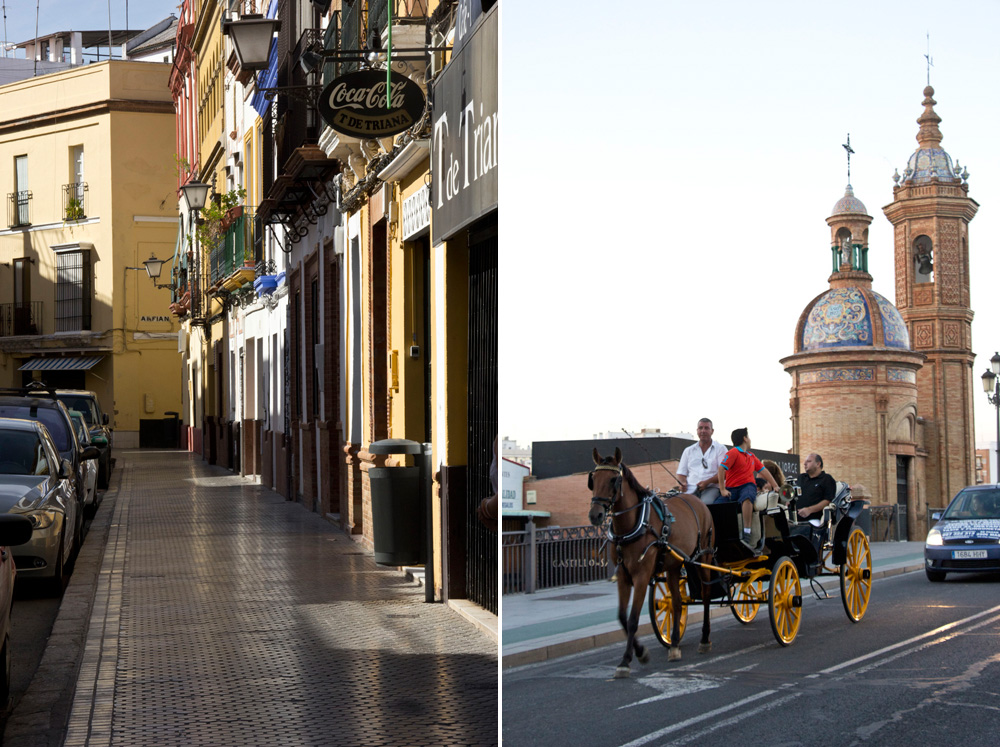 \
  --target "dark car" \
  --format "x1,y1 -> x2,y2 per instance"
924,484 -> 1000,581
0,394 -> 99,548
54,390 -> 112,489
